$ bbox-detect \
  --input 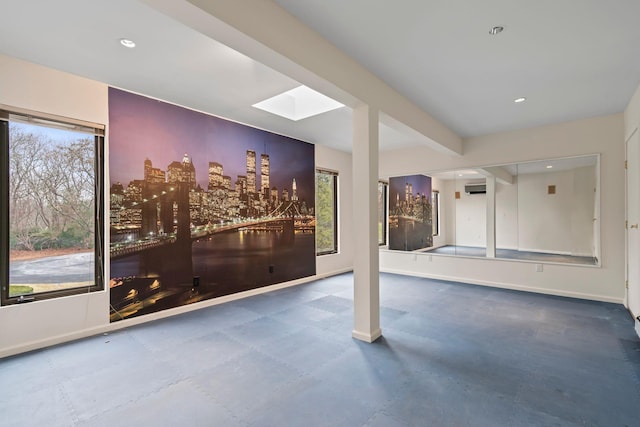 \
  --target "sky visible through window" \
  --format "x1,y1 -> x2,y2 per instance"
8,120 -> 96,298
